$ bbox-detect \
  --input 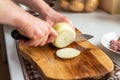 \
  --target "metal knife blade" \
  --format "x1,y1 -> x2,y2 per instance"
75,33 -> 93,42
